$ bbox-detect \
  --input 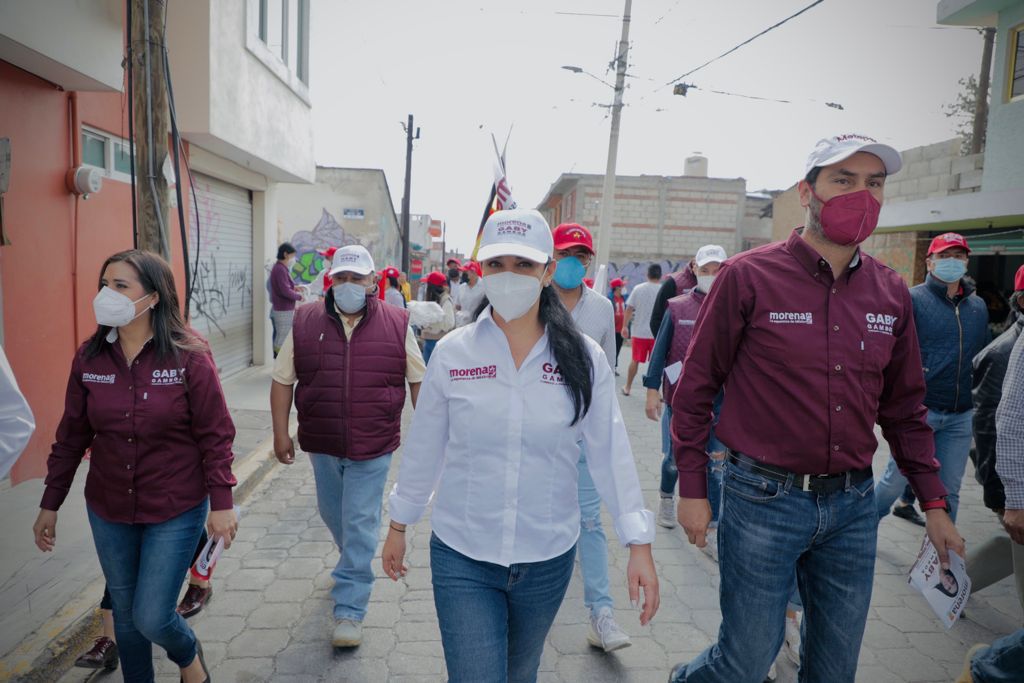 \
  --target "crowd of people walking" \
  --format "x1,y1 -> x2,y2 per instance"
25,133 -> 1024,683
